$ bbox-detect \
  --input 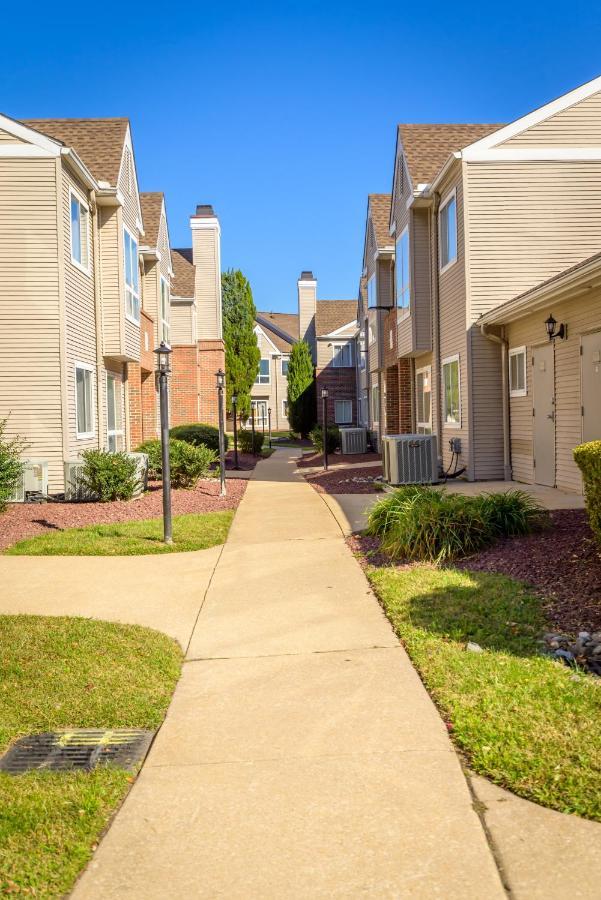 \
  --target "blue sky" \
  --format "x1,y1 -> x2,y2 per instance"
3,1 -> 601,312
